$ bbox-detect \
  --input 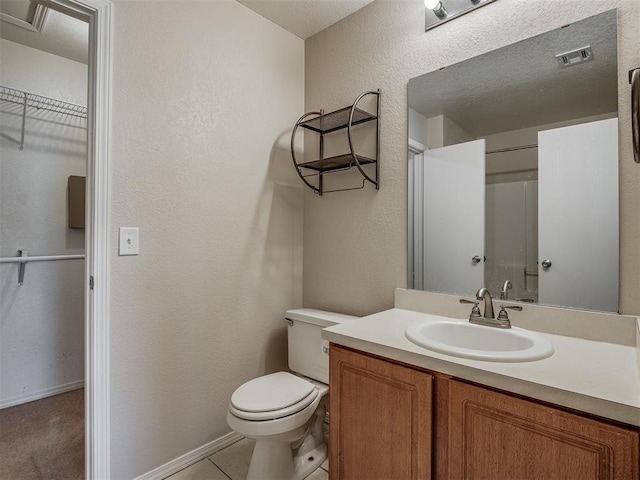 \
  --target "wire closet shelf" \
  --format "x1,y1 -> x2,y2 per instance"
0,85 -> 87,118
0,85 -> 87,150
